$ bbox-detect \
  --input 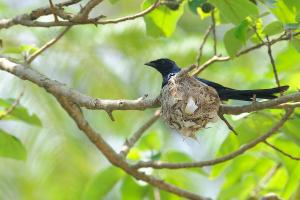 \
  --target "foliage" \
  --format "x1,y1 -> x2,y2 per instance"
0,0 -> 300,199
